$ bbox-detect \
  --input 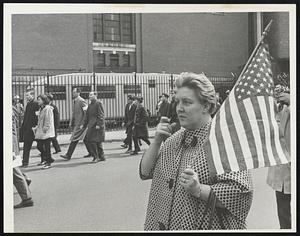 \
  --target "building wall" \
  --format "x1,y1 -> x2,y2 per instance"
263,12 -> 289,60
12,14 -> 93,74
139,13 -> 249,76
